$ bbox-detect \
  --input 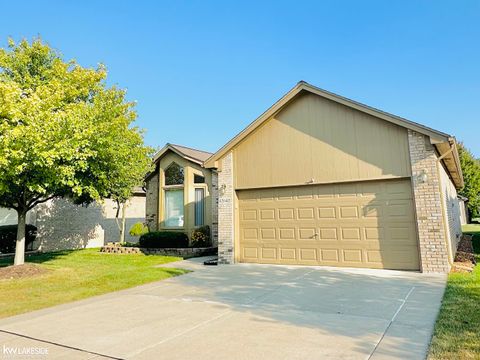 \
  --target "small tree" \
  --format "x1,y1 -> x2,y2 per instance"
458,143 -> 480,218
0,38 -> 153,265
109,150 -> 151,244
129,222 -> 149,238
